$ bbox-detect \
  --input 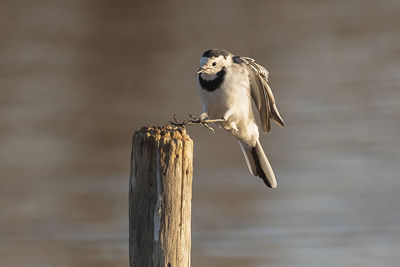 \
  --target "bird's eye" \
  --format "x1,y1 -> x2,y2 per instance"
212,62 -> 217,66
